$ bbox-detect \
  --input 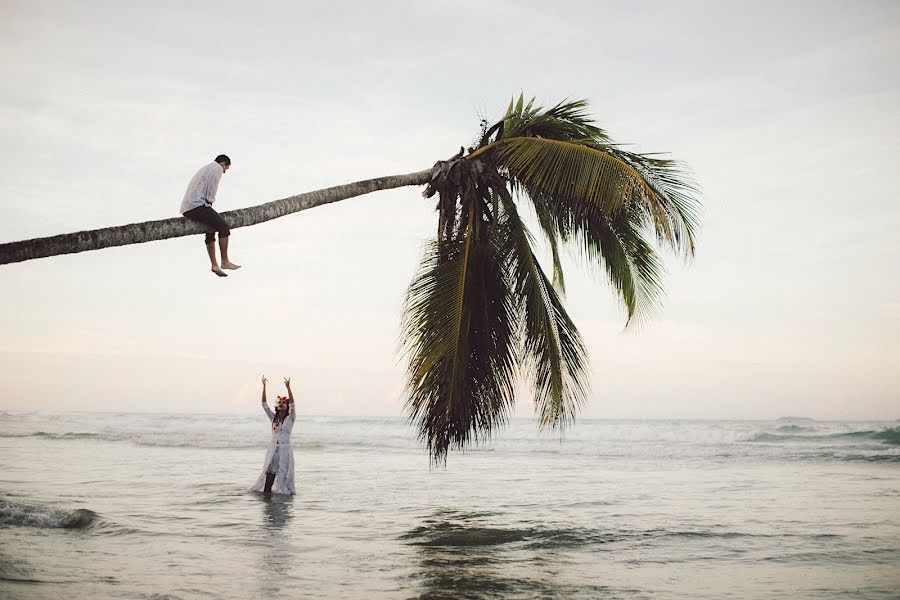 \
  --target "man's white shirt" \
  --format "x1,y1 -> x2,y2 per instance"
180,162 -> 224,214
